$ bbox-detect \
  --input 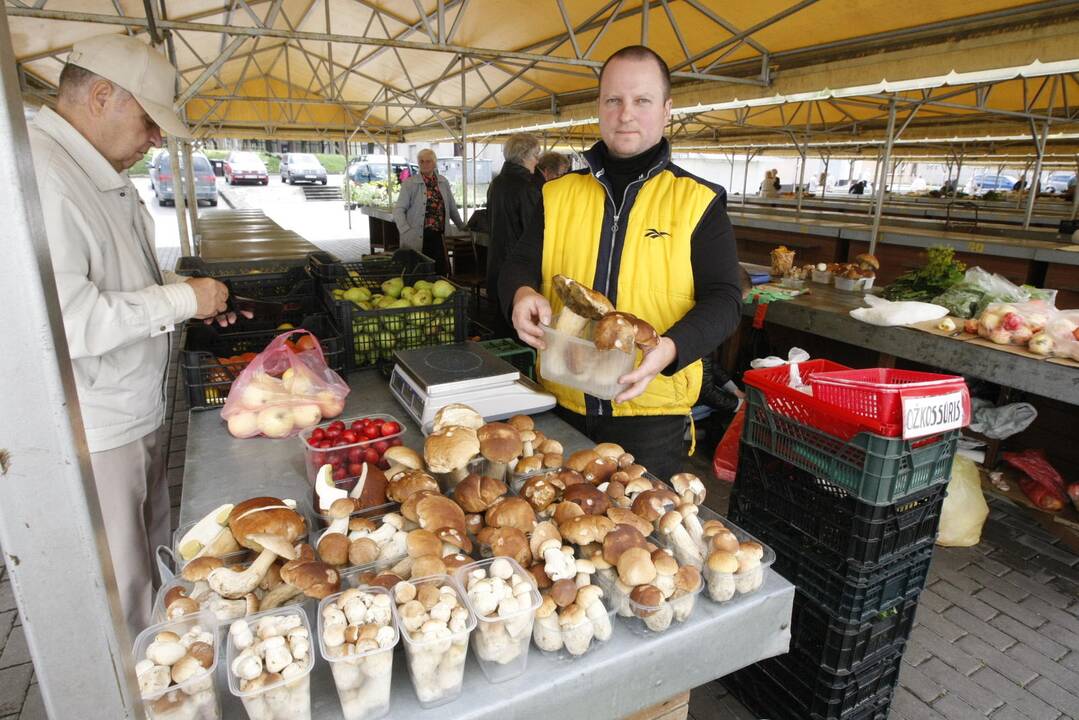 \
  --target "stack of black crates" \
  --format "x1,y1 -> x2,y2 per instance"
725,361 -> 964,720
